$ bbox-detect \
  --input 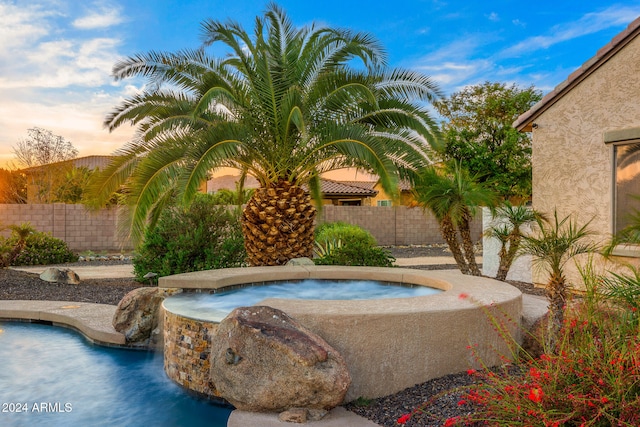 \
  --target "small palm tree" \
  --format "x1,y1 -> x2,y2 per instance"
88,4 -> 442,266
486,202 -> 541,281
519,210 -> 596,349
413,161 -> 497,275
